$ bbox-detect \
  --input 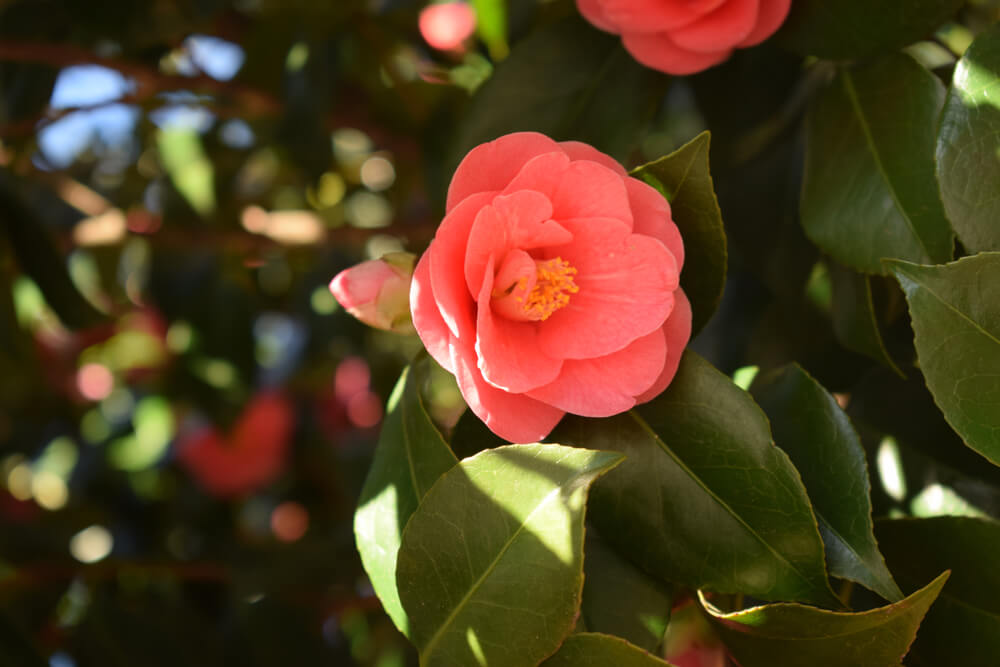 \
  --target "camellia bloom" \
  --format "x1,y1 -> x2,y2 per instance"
330,252 -> 416,334
177,392 -> 294,498
576,0 -> 792,75
411,132 -> 691,443
419,2 -> 477,52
